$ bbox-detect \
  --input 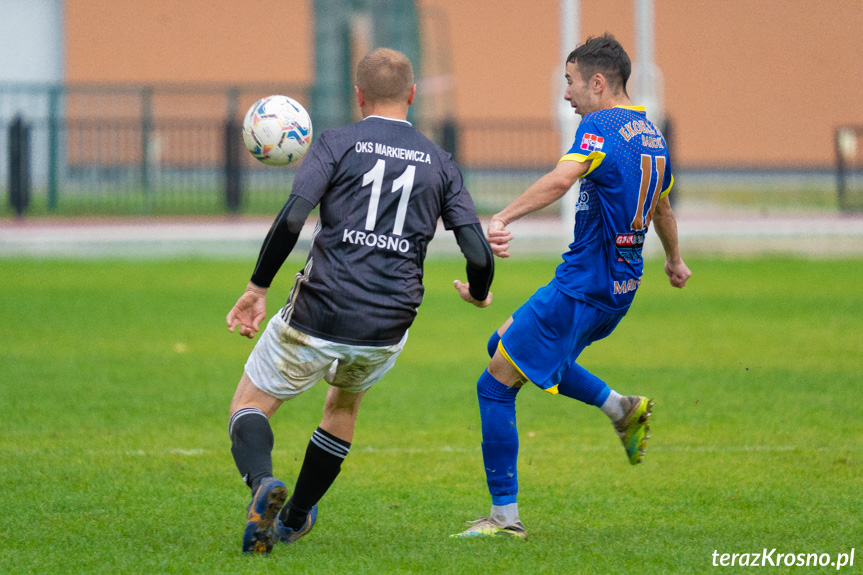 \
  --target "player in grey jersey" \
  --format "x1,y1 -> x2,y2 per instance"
225,48 -> 495,554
